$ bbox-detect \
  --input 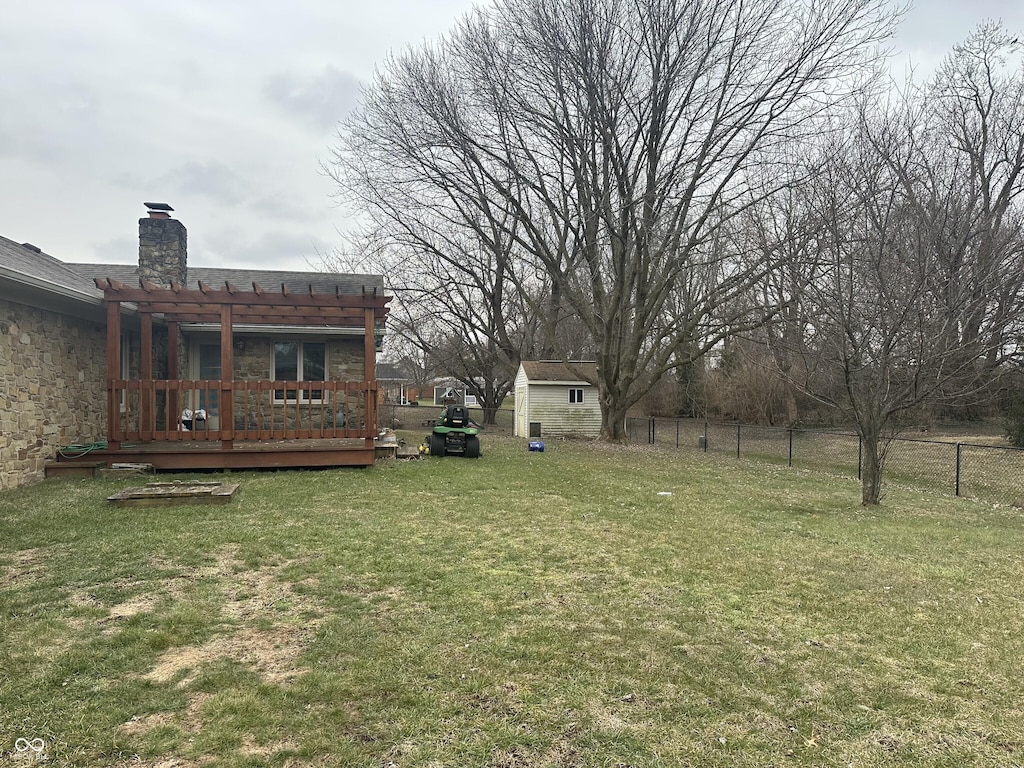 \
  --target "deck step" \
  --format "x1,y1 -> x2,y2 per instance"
45,461 -> 106,478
